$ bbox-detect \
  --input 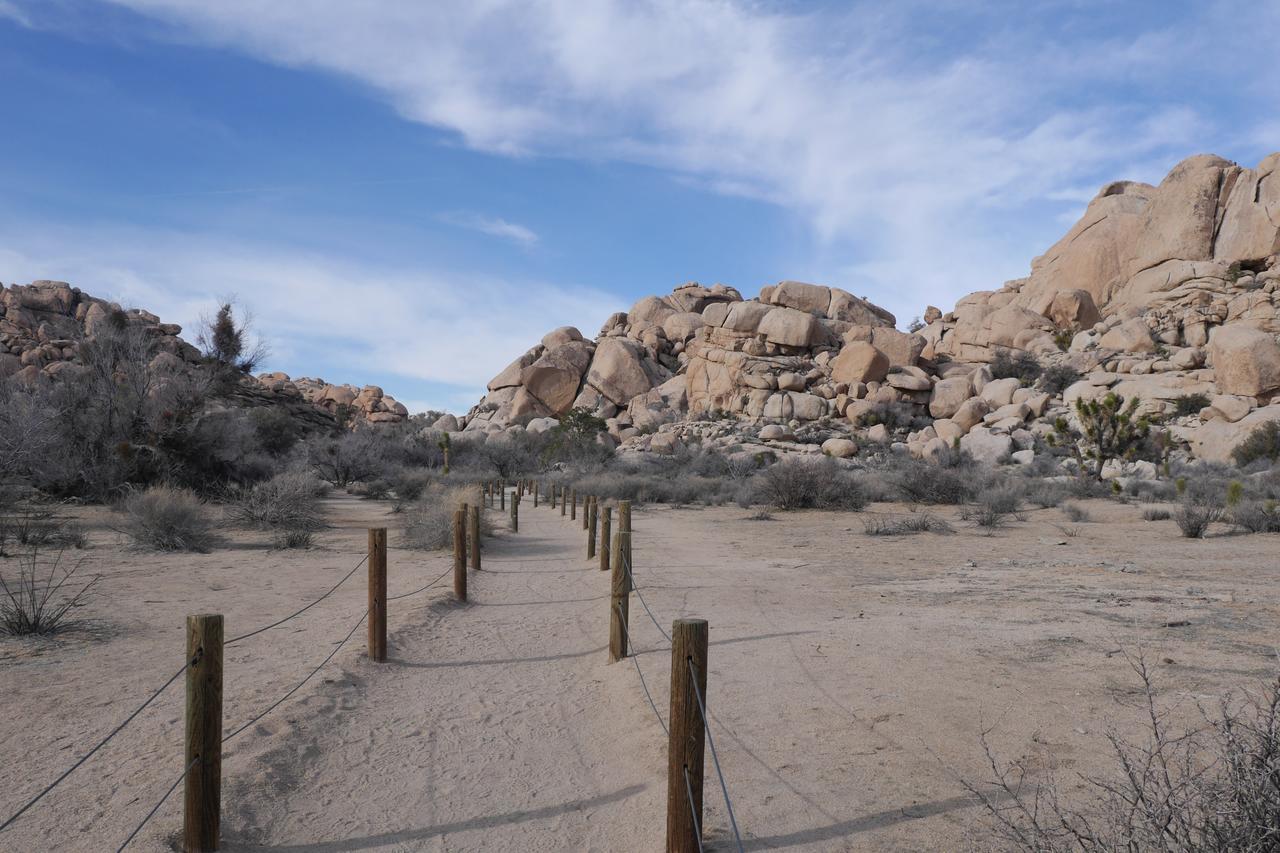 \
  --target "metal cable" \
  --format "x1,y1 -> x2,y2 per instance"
621,551 -> 672,643
0,662 -> 187,833
387,566 -> 453,601
227,554 -> 368,645
114,756 -> 198,852
682,765 -> 705,853
688,661 -> 744,852
224,608 -> 370,744
615,603 -> 669,736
